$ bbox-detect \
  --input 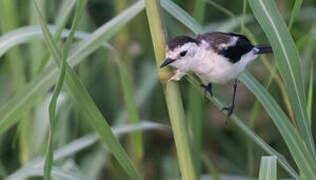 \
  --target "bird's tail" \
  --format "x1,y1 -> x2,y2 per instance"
254,45 -> 273,54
